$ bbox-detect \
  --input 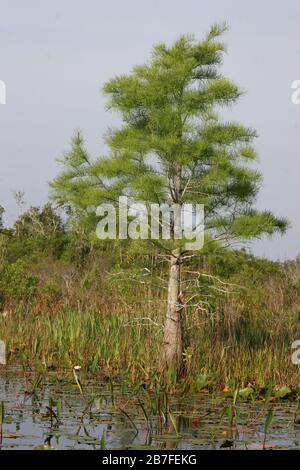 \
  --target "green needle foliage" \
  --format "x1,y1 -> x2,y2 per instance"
51,24 -> 288,374
52,24 -> 287,242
